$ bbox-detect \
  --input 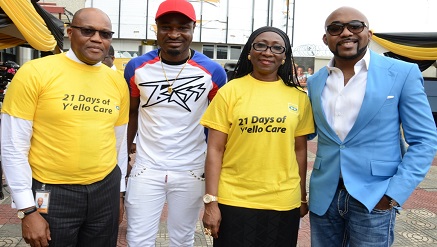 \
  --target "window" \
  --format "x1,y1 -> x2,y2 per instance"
202,45 -> 214,59
202,45 -> 243,60
230,46 -> 242,60
217,46 -> 228,59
